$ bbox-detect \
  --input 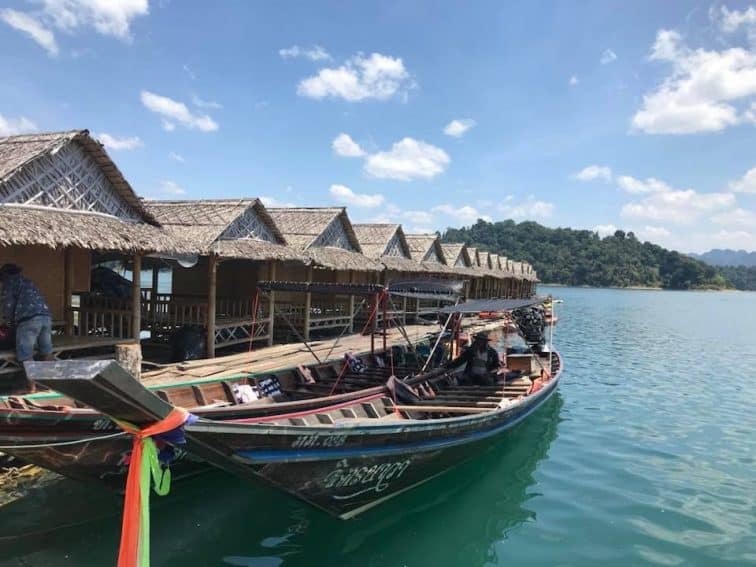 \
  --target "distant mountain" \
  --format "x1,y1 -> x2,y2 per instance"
691,249 -> 756,267
442,220 -> 729,290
